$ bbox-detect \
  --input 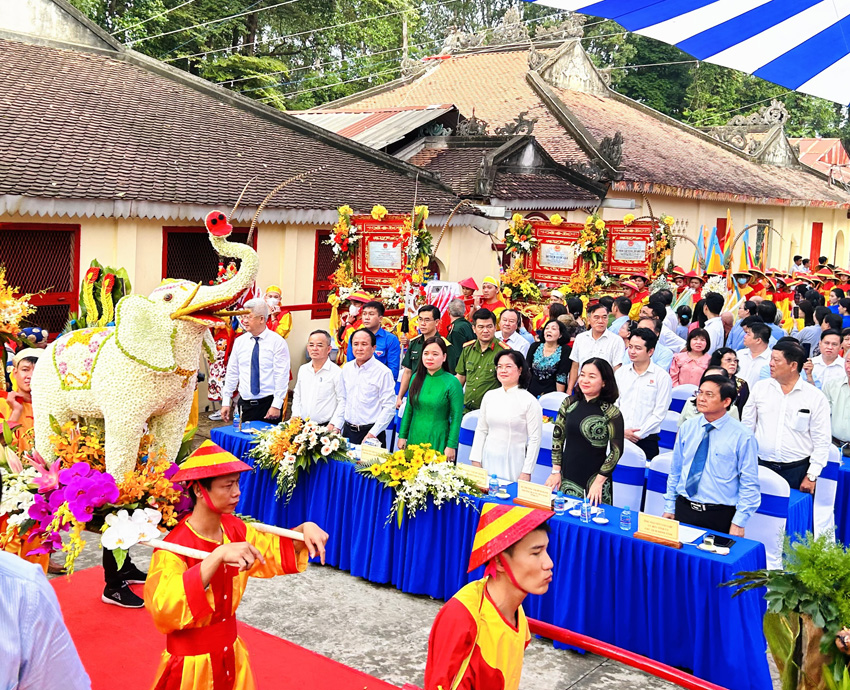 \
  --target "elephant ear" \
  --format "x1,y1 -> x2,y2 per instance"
202,328 -> 216,364
115,295 -> 177,372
